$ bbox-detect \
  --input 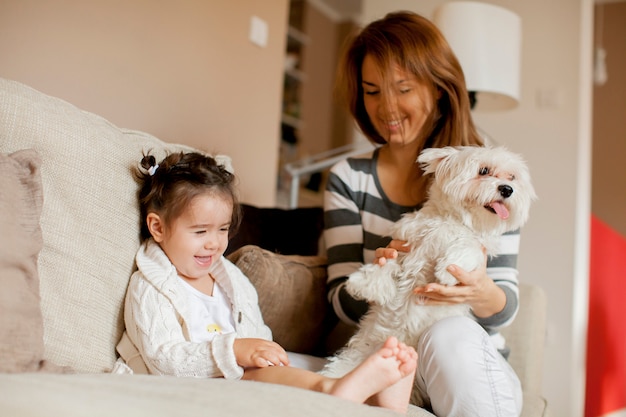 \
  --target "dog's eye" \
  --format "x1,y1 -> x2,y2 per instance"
479,167 -> 489,176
